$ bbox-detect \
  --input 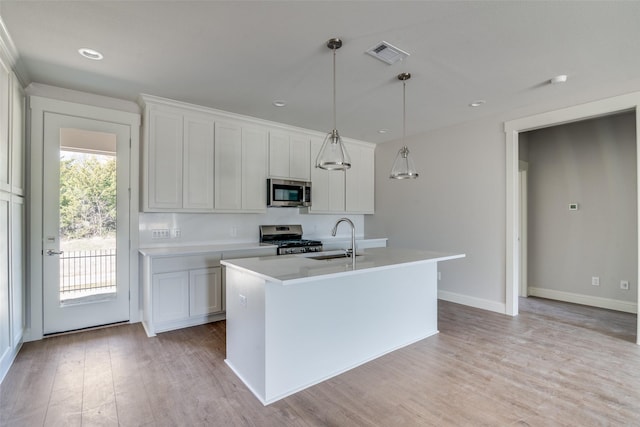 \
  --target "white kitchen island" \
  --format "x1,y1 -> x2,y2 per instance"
221,247 -> 464,405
